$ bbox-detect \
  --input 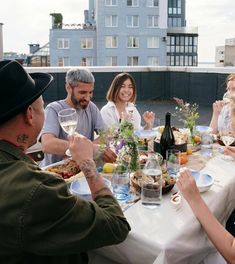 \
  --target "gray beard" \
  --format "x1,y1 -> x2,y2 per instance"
71,94 -> 87,109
